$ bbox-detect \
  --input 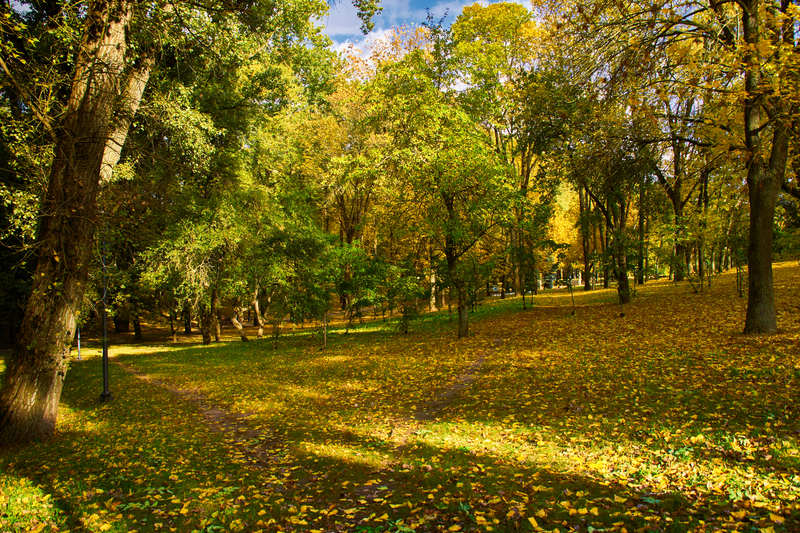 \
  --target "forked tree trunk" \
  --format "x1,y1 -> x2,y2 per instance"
252,289 -> 265,339
0,0 -> 139,445
230,308 -> 249,342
